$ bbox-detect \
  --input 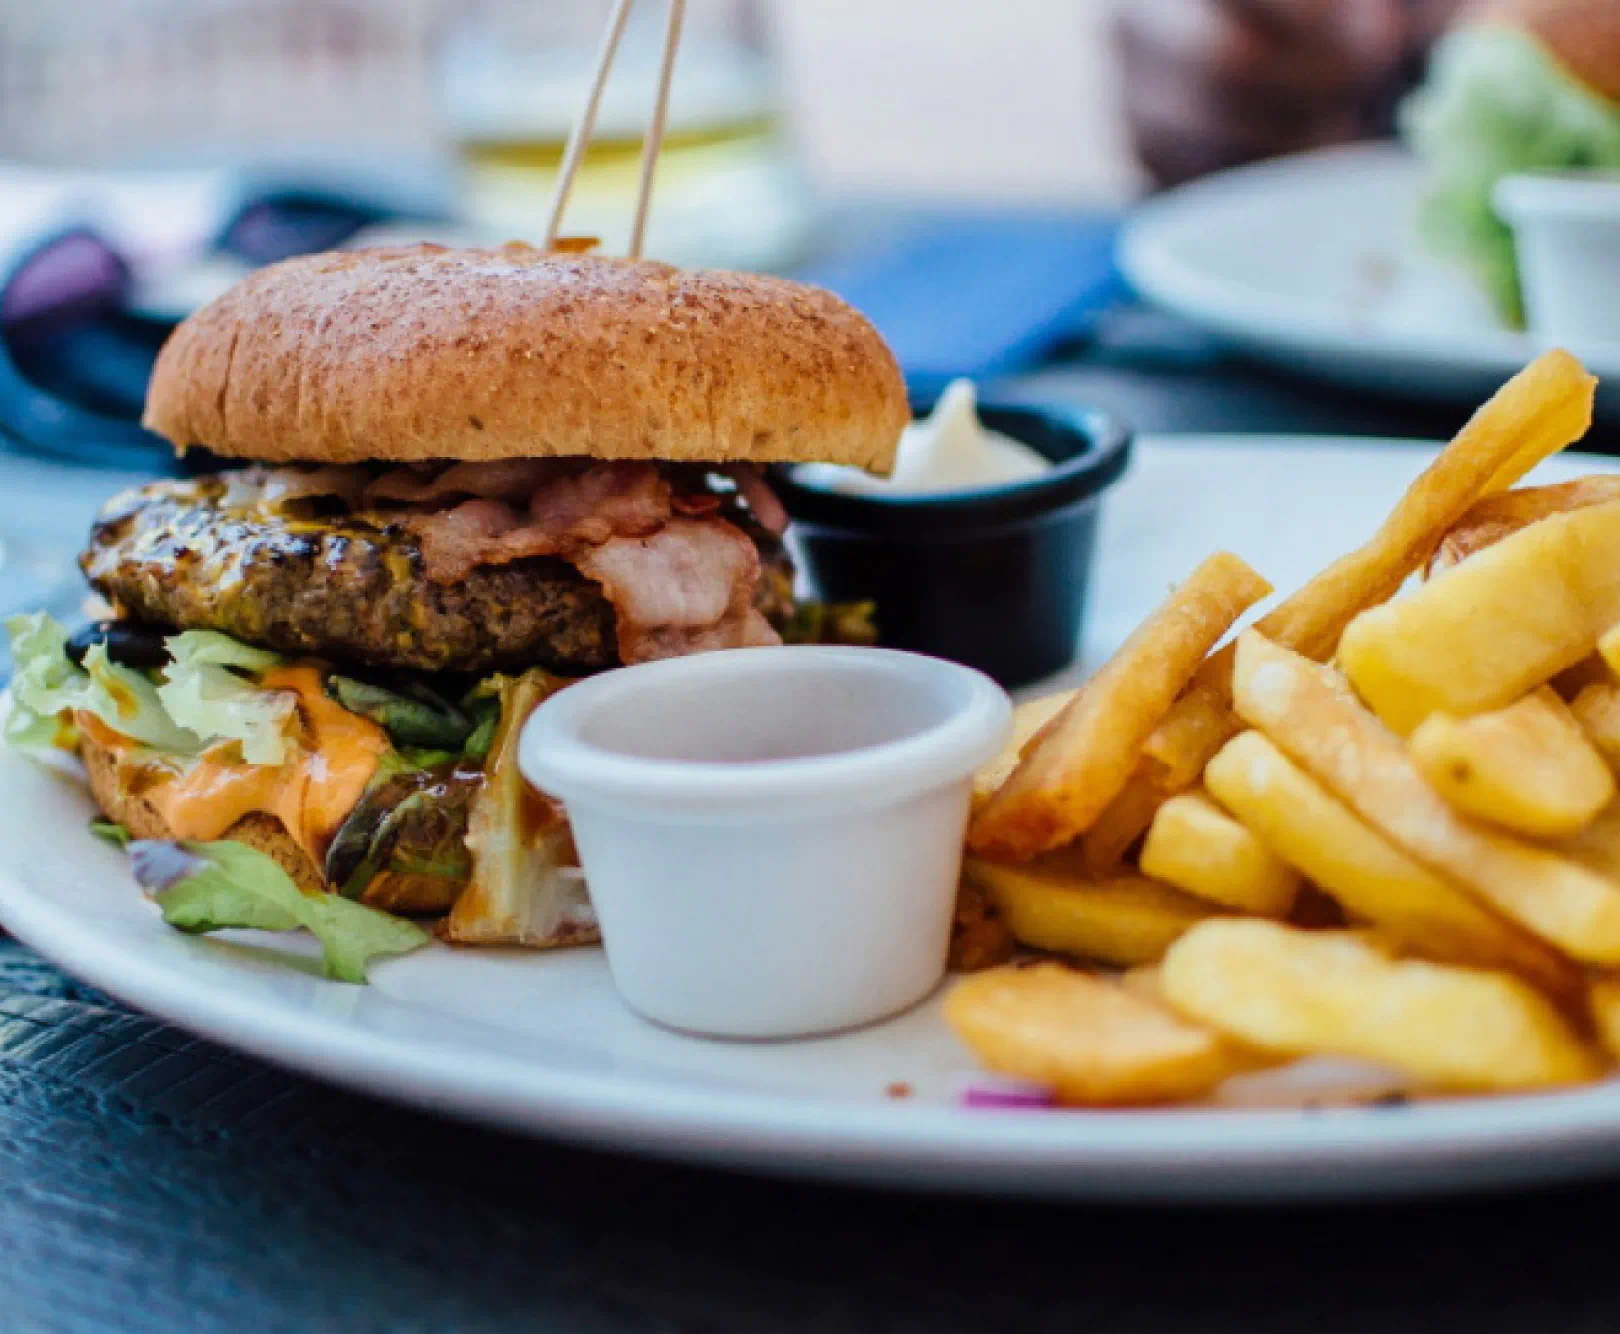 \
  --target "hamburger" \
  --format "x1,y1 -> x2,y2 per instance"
7,243 -> 906,968
1401,0 -> 1620,326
